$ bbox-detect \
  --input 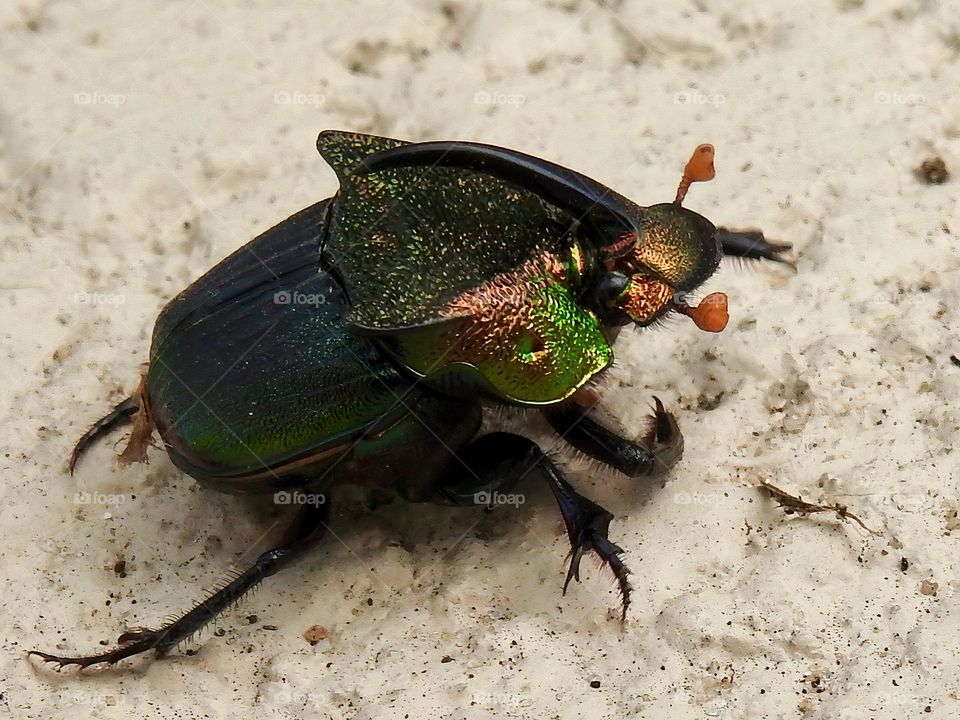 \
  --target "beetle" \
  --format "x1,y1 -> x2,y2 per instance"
30,130 -> 790,668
